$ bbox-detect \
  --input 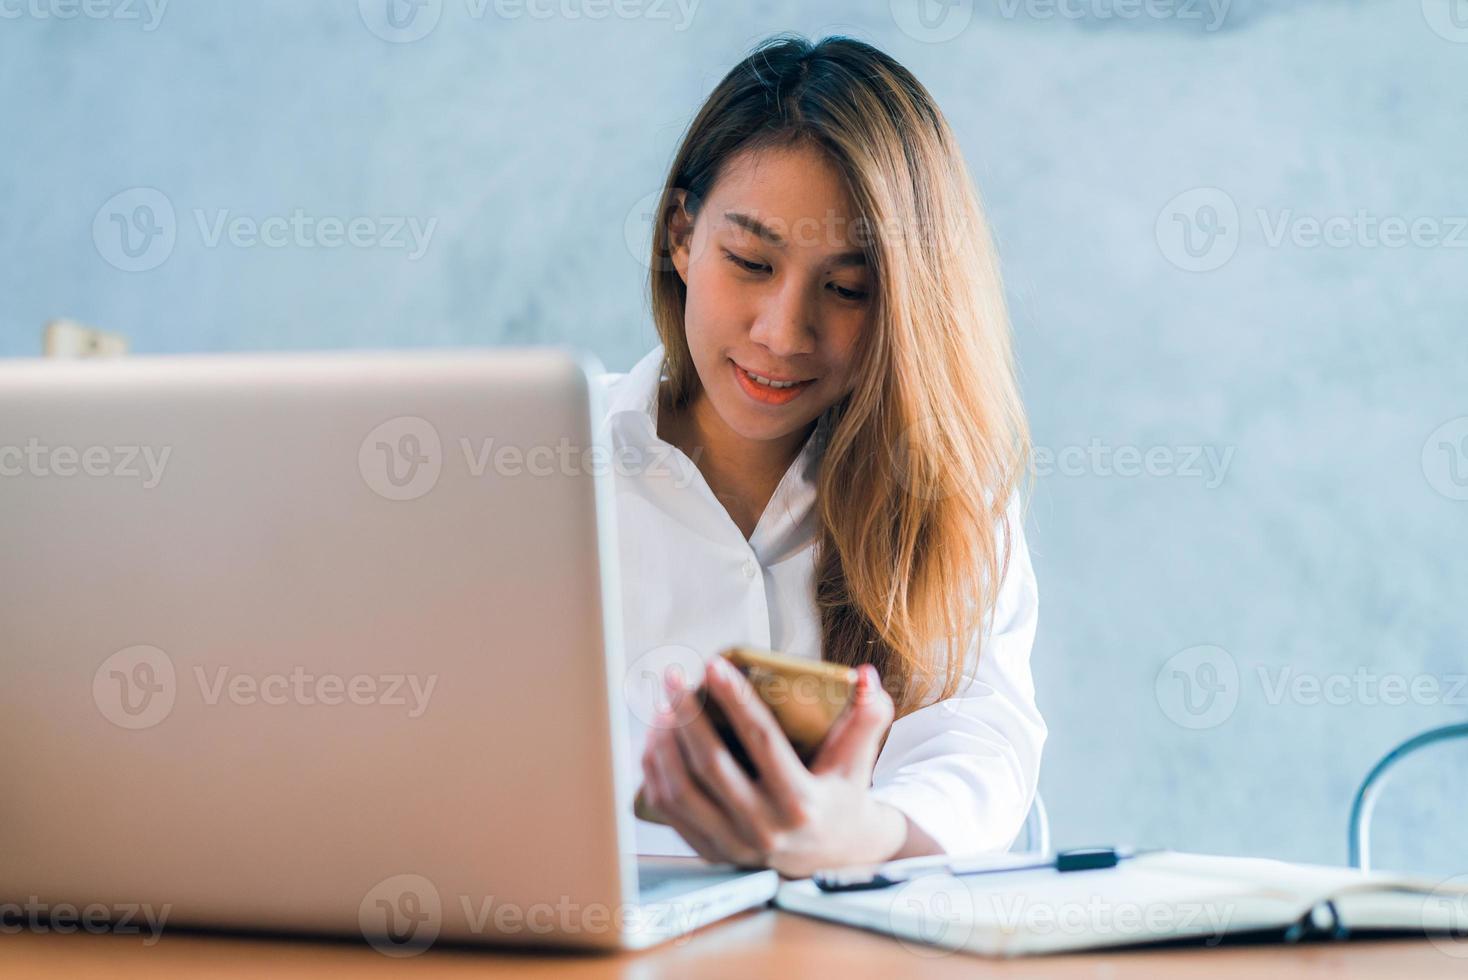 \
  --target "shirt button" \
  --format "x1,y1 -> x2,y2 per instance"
742,559 -> 757,579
